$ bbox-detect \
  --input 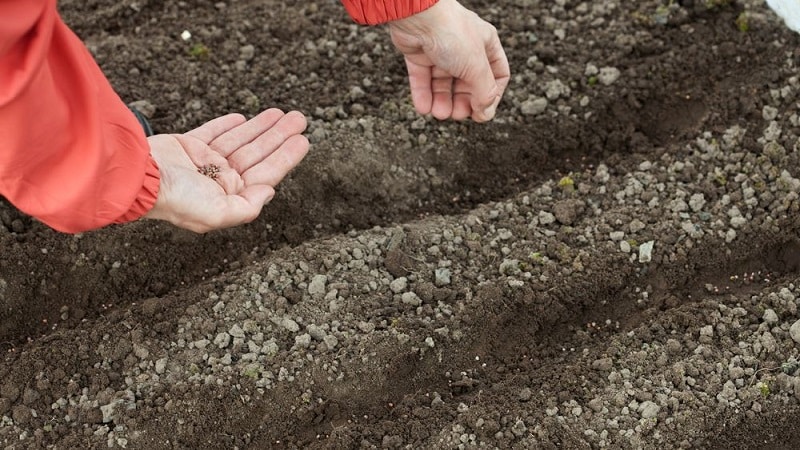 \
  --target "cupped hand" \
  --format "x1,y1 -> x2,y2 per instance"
388,0 -> 510,122
144,109 -> 309,233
